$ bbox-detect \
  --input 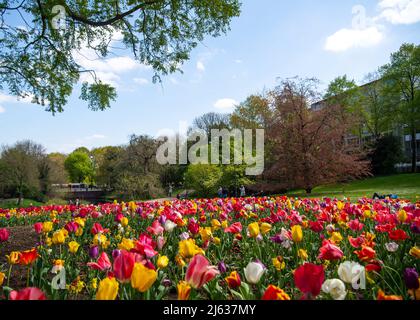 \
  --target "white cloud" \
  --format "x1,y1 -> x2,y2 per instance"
378,0 -> 420,24
0,92 -> 34,107
72,32 -> 150,87
325,26 -> 384,52
134,77 -> 149,85
325,1 -> 420,53
196,61 -> 205,72
0,106 -> 5,113
234,59 -> 243,64
214,98 -> 238,111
